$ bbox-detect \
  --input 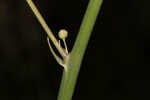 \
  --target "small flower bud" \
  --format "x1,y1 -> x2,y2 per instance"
58,29 -> 68,39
